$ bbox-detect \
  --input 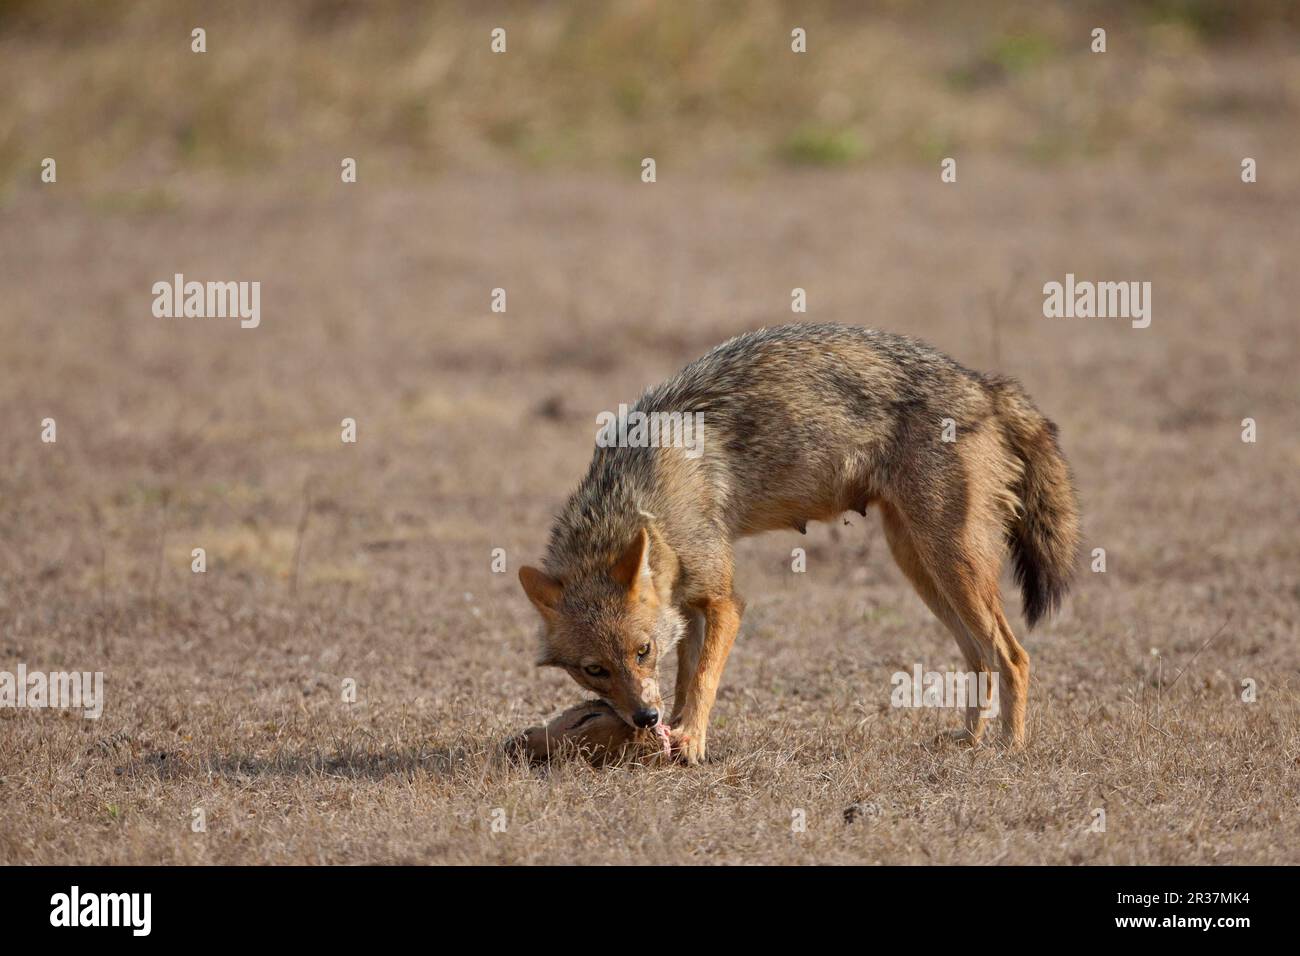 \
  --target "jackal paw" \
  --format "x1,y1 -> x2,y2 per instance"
669,725 -> 707,765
